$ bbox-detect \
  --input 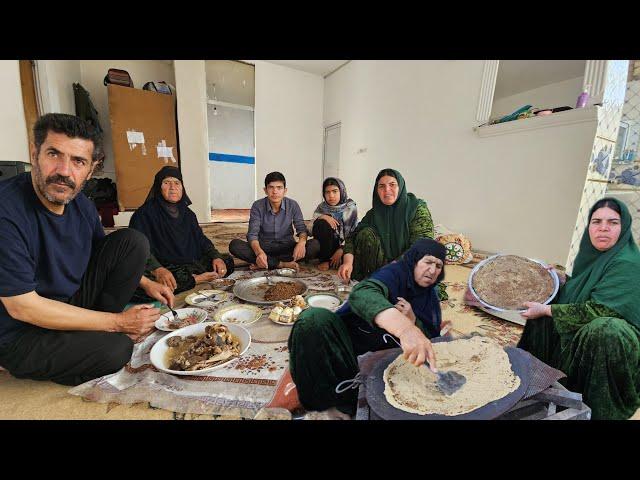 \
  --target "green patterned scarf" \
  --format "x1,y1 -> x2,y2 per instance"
558,198 -> 640,329
356,169 -> 420,261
